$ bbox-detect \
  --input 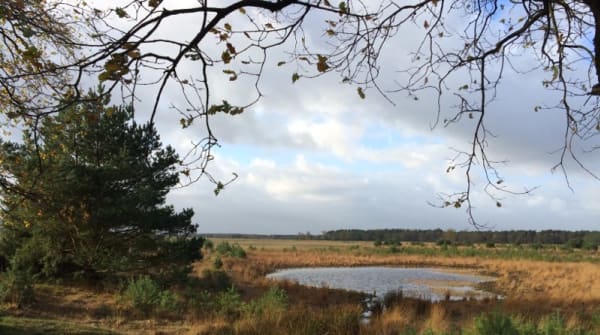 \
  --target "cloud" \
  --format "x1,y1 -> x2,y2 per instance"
97,0 -> 600,233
